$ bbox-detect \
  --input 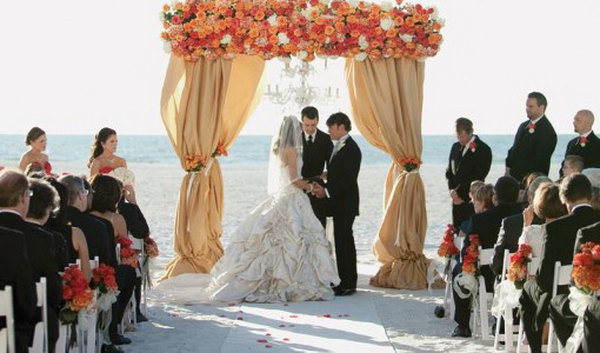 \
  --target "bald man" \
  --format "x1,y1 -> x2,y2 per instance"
559,110 -> 600,177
